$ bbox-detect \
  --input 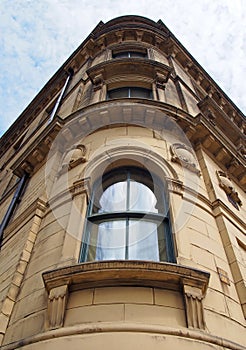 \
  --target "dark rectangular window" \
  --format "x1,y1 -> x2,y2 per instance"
112,51 -> 147,59
107,87 -> 152,100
